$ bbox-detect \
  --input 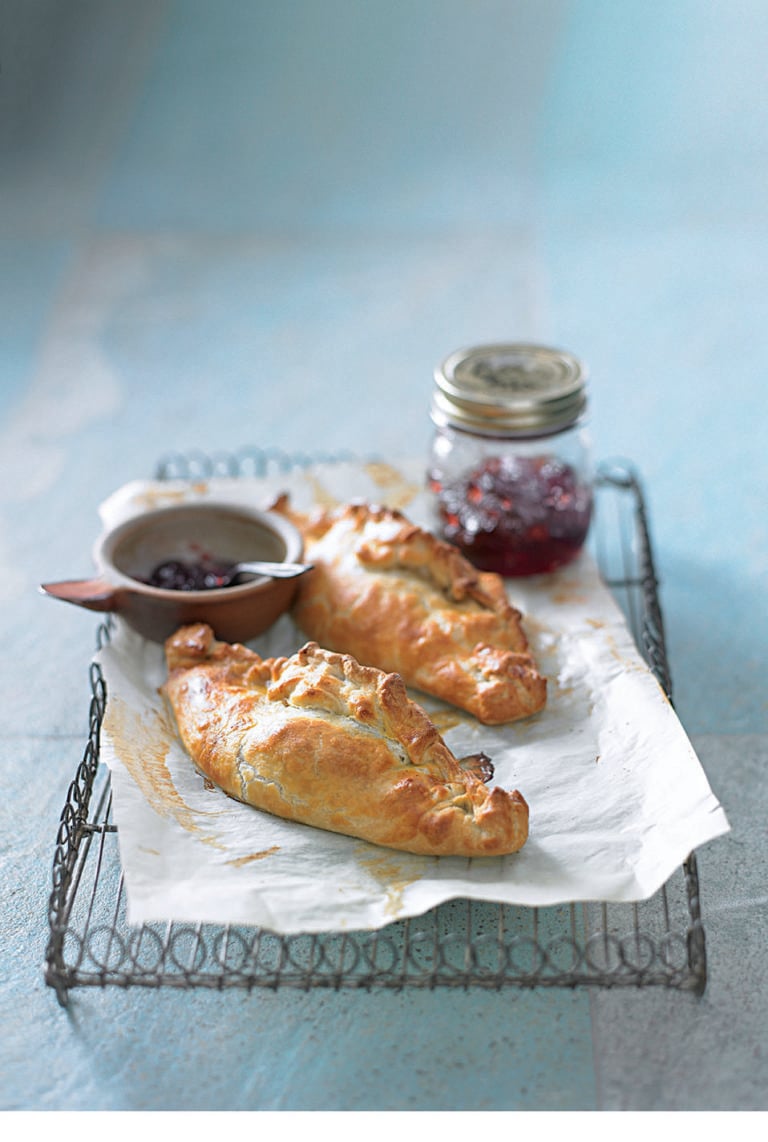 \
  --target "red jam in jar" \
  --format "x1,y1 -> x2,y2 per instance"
428,343 -> 593,577
429,454 -> 592,576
